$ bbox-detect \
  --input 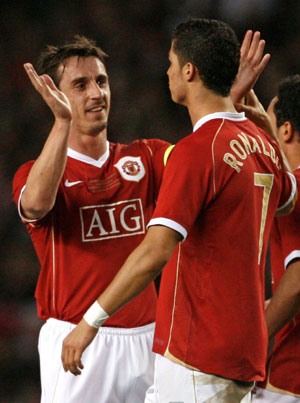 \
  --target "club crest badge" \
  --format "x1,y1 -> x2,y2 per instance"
114,156 -> 145,182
